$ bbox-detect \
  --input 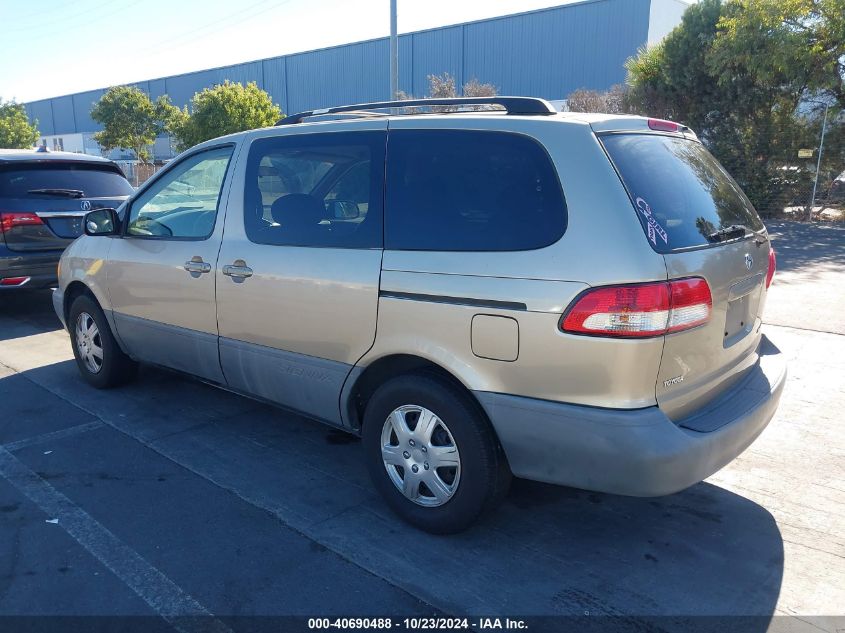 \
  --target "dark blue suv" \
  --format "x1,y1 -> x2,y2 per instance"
0,149 -> 133,290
